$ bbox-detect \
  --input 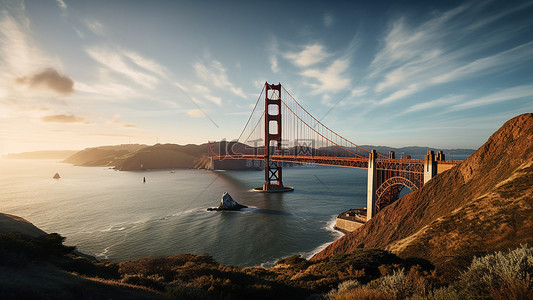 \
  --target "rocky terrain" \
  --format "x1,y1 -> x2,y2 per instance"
313,113 -> 533,280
